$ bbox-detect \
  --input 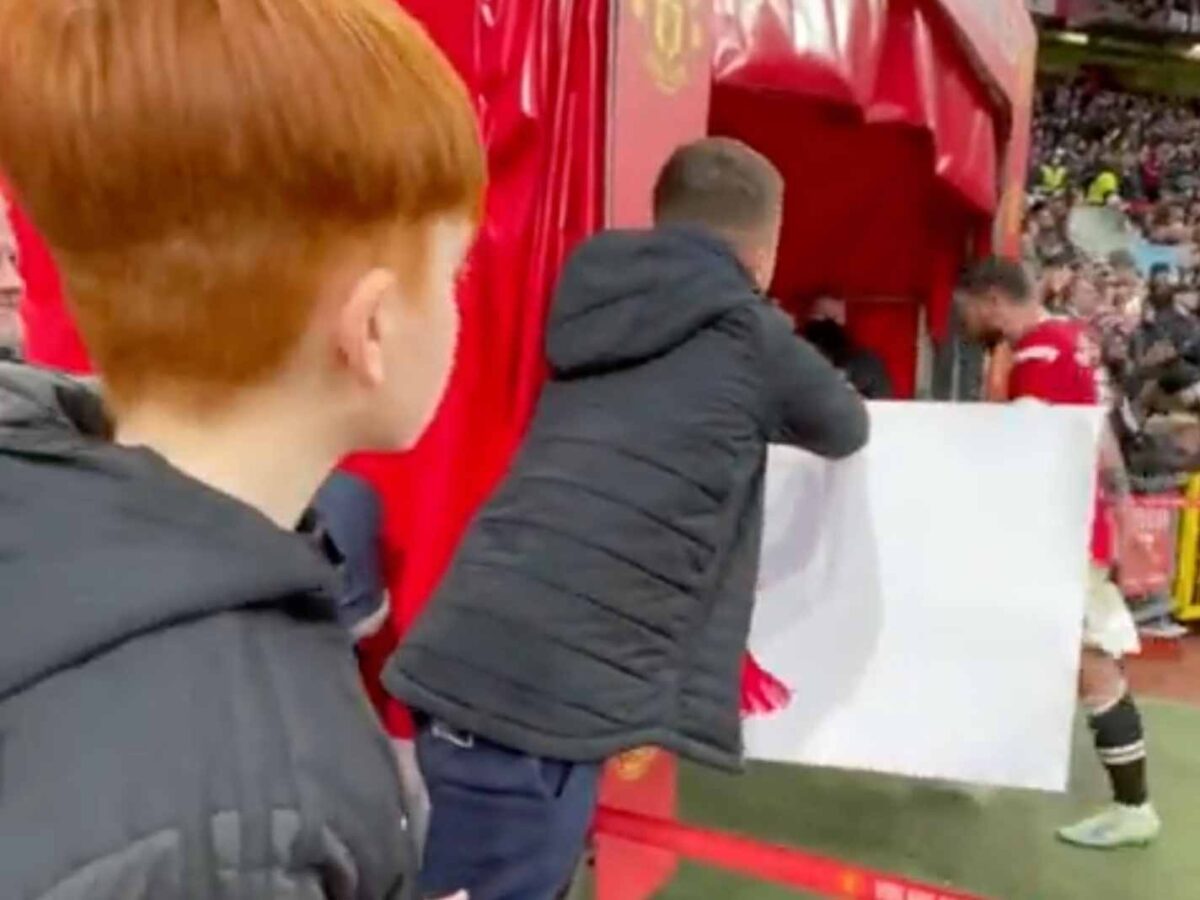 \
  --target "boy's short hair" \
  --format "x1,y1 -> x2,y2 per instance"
959,256 -> 1034,304
653,138 -> 783,241
0,0 -> 485,410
